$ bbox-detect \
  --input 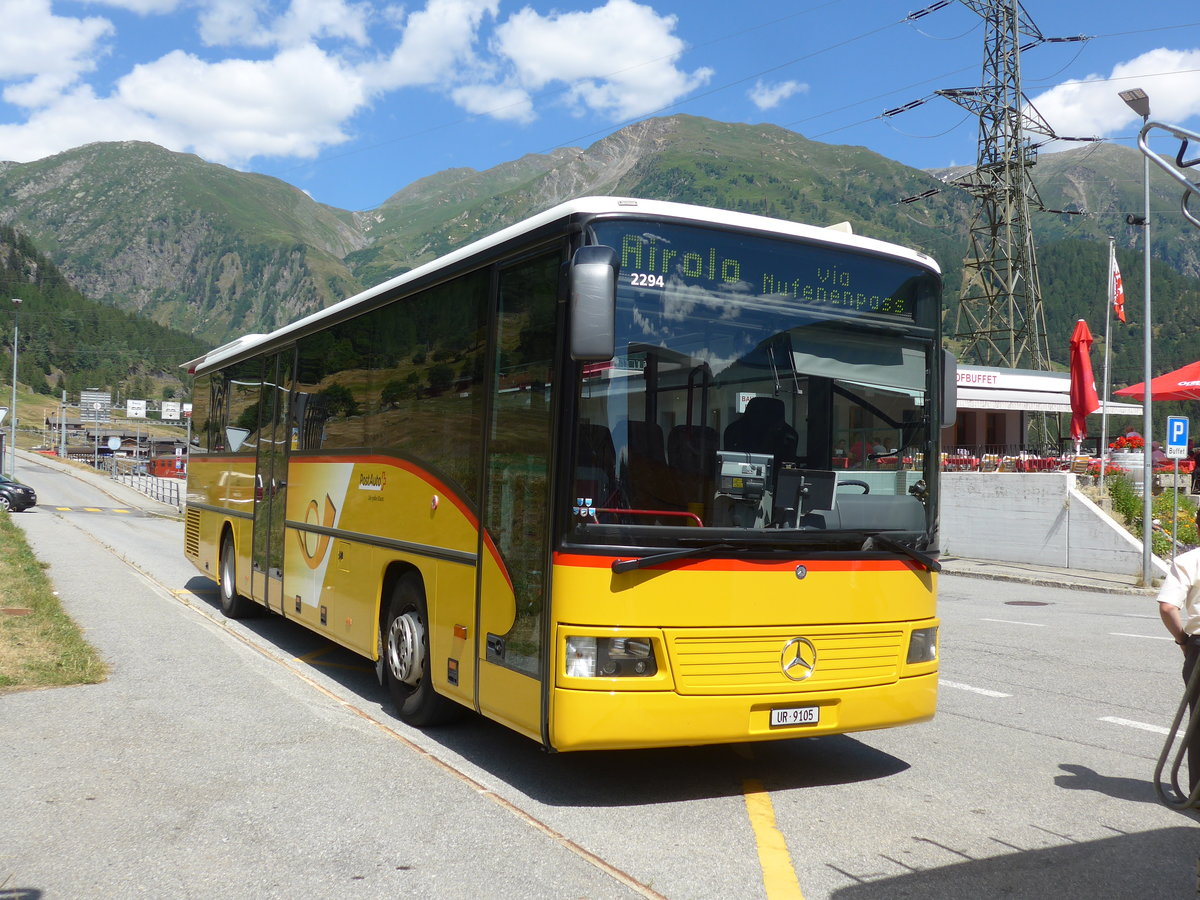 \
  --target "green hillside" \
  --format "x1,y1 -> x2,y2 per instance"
0,225 -> 205,399
3,114 -> 1200,441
